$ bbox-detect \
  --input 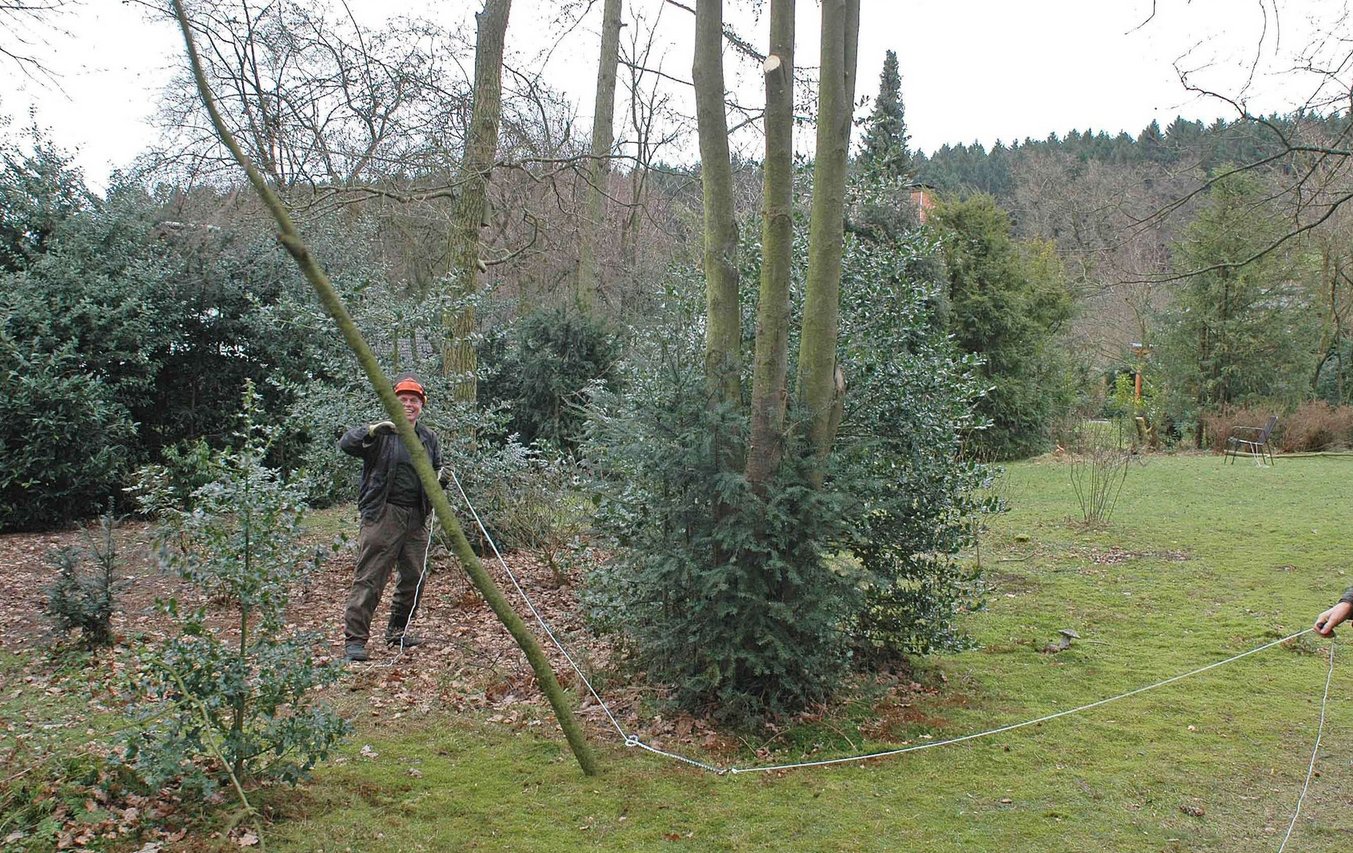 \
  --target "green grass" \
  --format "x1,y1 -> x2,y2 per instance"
8,454 -> 1353,851
252,453 -> 1353,852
